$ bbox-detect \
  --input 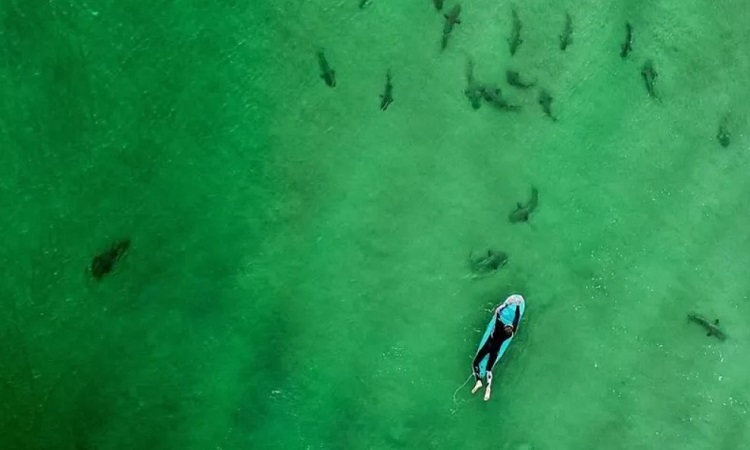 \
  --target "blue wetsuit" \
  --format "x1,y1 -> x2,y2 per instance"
472,305 -> 520,381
